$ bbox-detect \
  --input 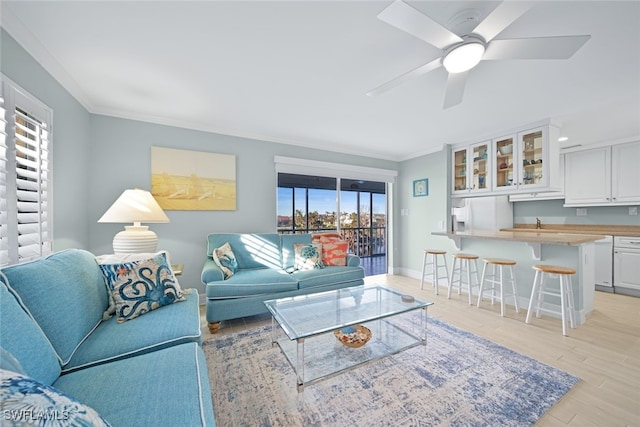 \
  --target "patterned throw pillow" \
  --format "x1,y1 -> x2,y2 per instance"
98,252 -> 185,323
294,243 -> 324,270
312,234 -> 349,266
0,368 -> 111,426
320,240 -> 349,266
212,242 -> 238,279
96,251 -> 182,319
